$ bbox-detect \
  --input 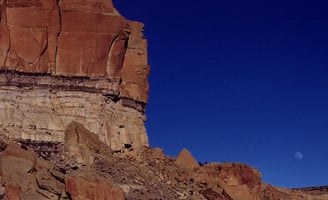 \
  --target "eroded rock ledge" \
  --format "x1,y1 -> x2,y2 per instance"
0,0 -> 150,151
